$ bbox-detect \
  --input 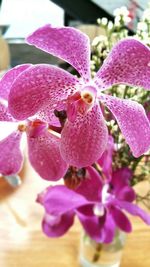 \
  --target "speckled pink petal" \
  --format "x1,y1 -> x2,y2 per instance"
8,64 -> 79,120
26,24 -> 91,81
94,39 -> 150,90
98,135 -> 114,180
0,131 -> 23,175
0,64 -> 32,100
60,104 -> 108,168
37,99 -> 66,126
42,211 -> 74,238
100,94 -> 150,157
0,102 -> 15,121
27,129 -> 68,181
